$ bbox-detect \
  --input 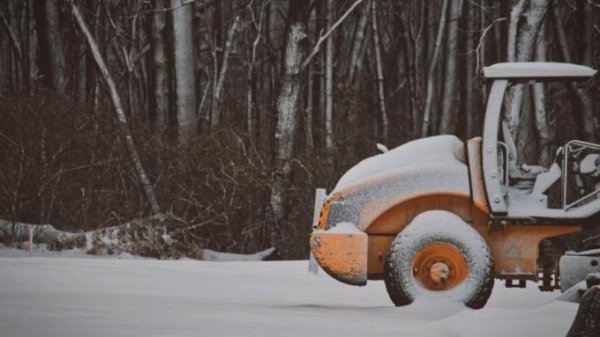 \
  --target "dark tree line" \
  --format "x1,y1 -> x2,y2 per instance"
0,0 -> 598,258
